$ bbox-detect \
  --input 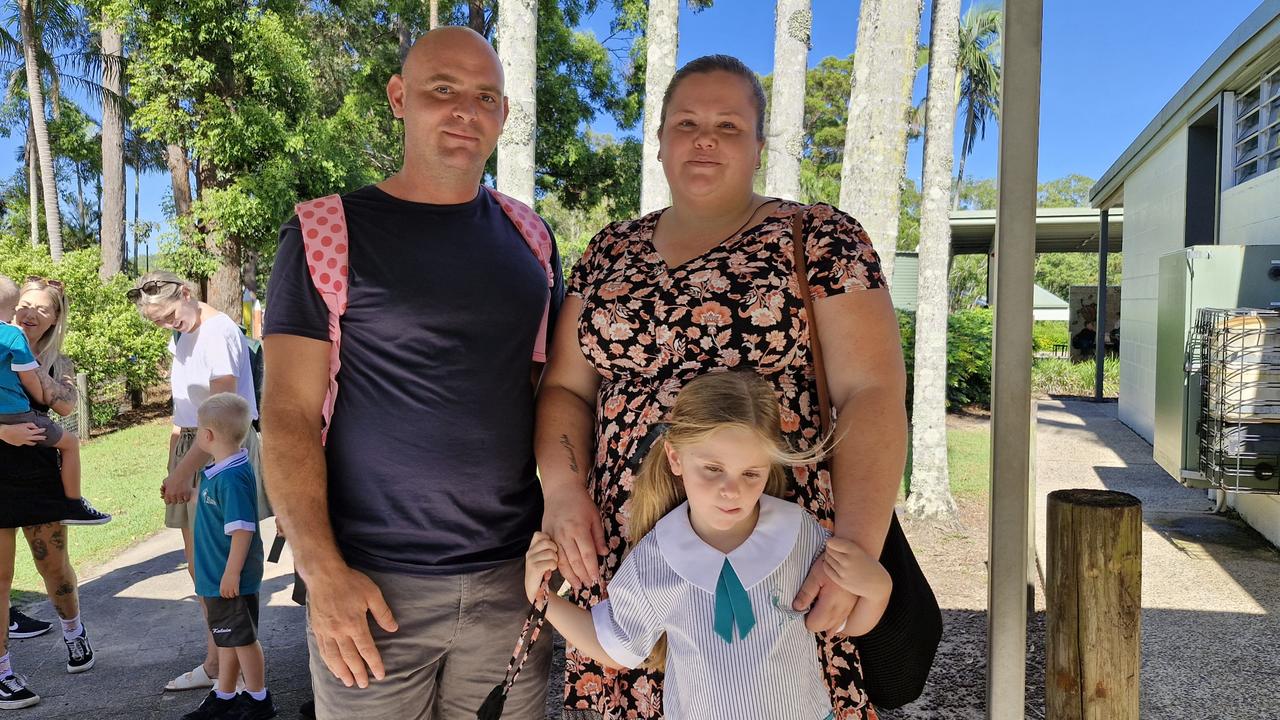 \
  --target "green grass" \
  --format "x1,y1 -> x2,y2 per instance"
10,420 -> 171,599
902,422 -> 992,499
